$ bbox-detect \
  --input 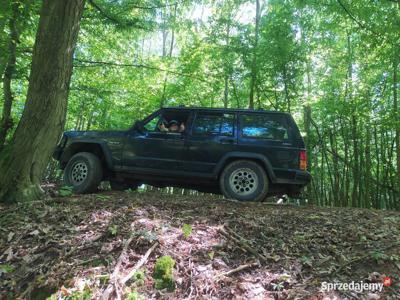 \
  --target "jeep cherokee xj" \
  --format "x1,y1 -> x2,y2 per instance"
53,107 -> 311,201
